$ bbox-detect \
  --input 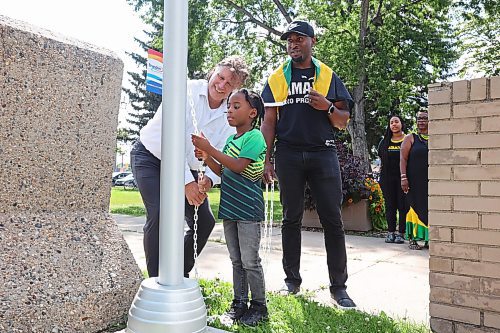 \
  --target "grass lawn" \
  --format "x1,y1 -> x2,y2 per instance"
110,187 -> 283,222
201,278 -> 429,333
105,276 -> 429,333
